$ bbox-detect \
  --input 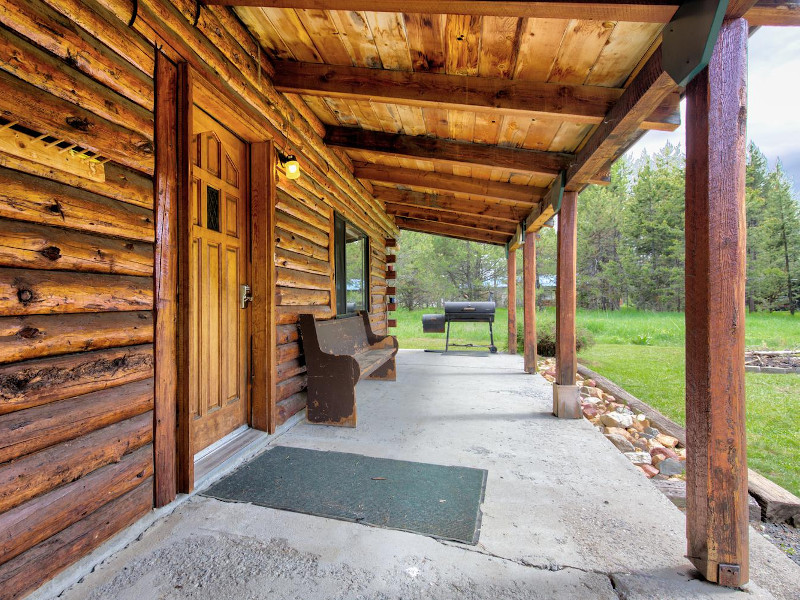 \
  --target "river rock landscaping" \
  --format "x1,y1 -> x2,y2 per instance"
538,358 -> 686,480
